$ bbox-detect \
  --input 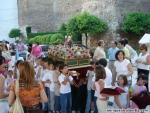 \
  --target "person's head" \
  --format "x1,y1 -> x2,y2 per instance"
35,42 -> 39,46
139,44 -> 148,53
90,61 -> 96,69
118,40 -> 125,49
41,57 -> 47,66
18,61 -> 35,89
97,40 -> 105,47
15,60 -> 24,69
48,58 -> 54,70
54,61 -> 64,71
97,58 -> 107,67
0,44 -> 3,51
4,44 -> 8,51
111,41 -> 117,48
36,57 -> 42,66
115,50 -> 125,61
95,65 -> 106,81
0,55 -> 6,73
59,64 -> 68,75
137,74 -> 147,86
8,70 -> 13,77
44,58 -> 53,69
123,38 -> 128,45
117,75 -> 128,86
